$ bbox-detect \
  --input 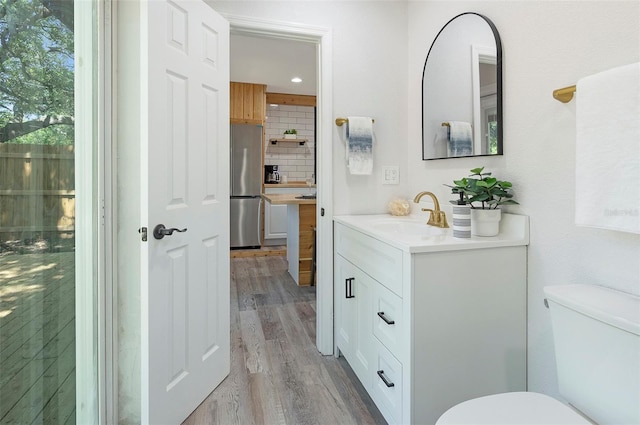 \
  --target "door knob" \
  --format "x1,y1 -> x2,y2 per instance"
153,224 -> 187,240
